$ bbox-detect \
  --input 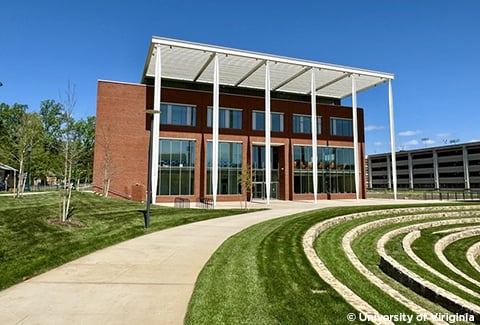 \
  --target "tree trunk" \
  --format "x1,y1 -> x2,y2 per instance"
65,159 -> 73,220
61,138 -> 69,222
15,159 -> 24,199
